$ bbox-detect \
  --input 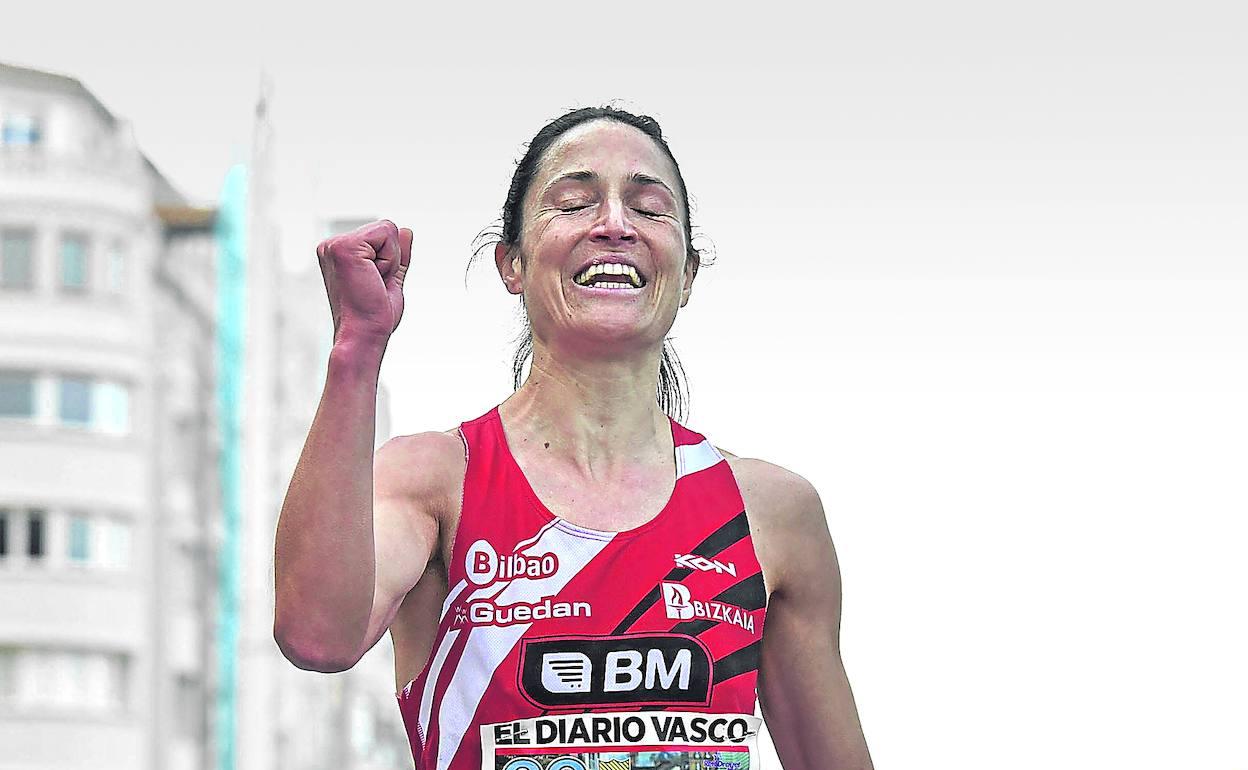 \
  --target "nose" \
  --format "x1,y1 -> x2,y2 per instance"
588,196 -> 637,245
